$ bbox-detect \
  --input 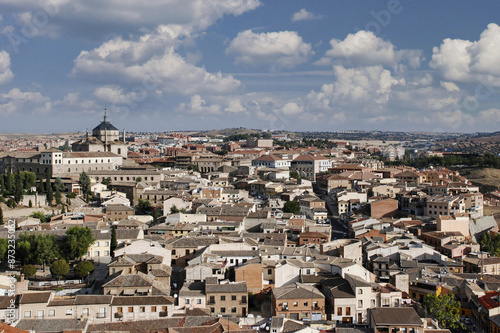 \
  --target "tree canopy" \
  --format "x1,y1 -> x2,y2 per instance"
63,226 -> 95,260
78,172 -> 91,196
423,292 -> 461,329
21,265 -> 37,277
75,261 -> 95,276
283,201 -> 301,215
50,259 -> 69,276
